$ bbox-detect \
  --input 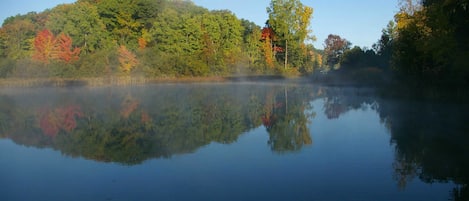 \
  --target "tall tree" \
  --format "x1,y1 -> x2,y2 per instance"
267,0 -> 314,69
